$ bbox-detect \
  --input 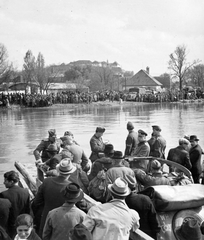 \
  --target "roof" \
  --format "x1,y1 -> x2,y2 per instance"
126,69 -> 162,87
